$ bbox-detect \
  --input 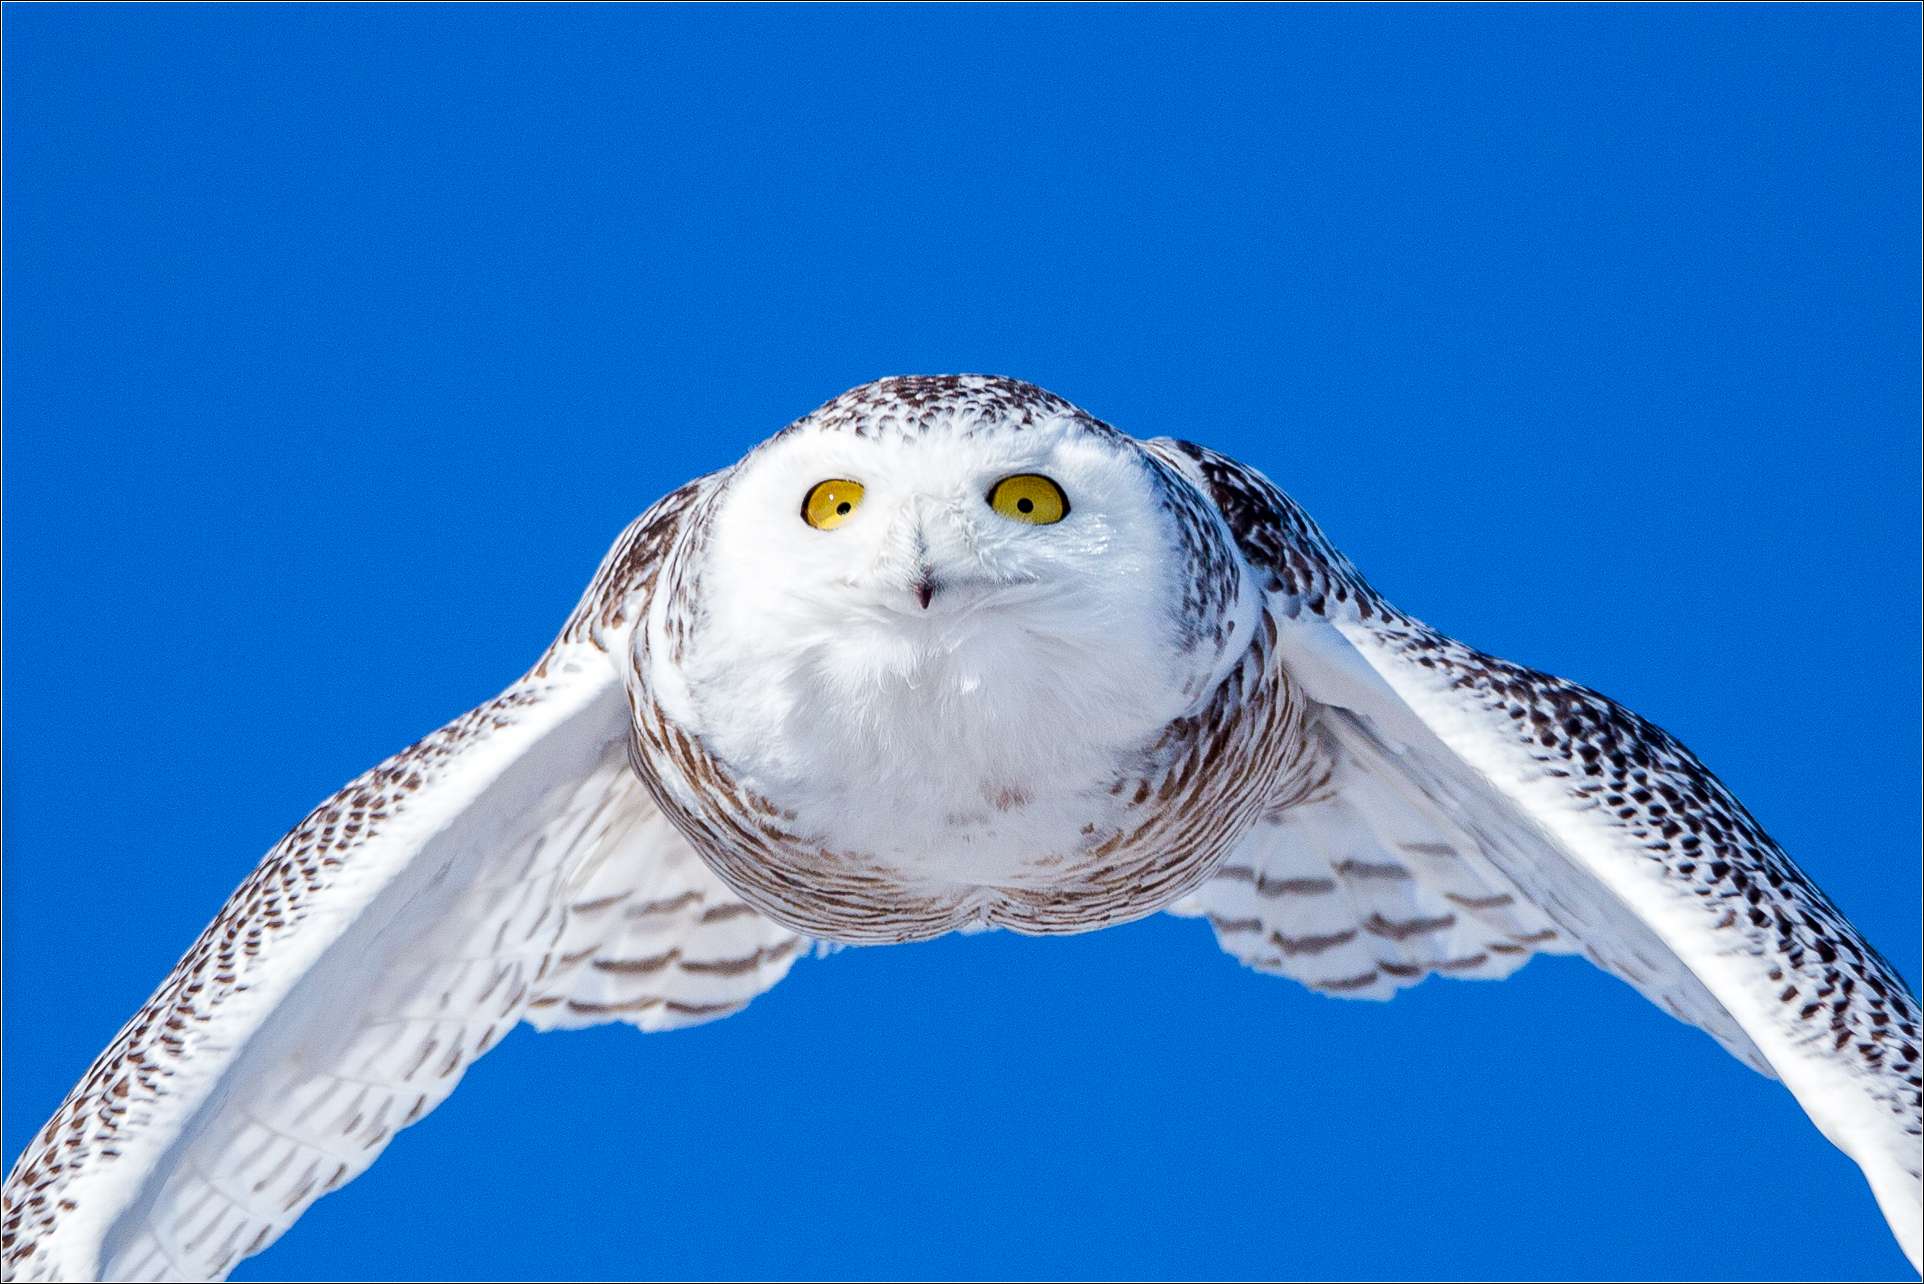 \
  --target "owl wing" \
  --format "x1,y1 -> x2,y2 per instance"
1151,439 -> 1922,1272
1,478 -> 806,1284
